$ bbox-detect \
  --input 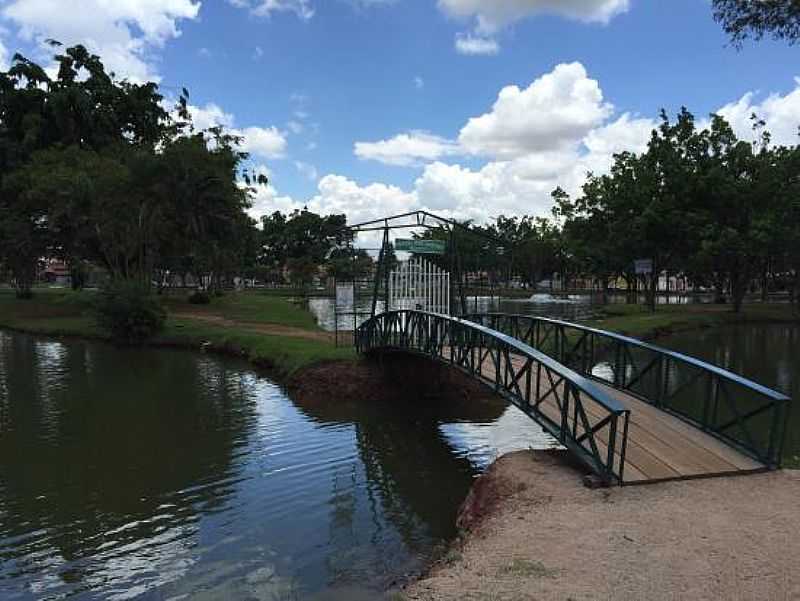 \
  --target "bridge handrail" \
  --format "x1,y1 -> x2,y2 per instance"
357,310 -> 631,483
490,314 -> 790,401
465,313 -> 791,467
